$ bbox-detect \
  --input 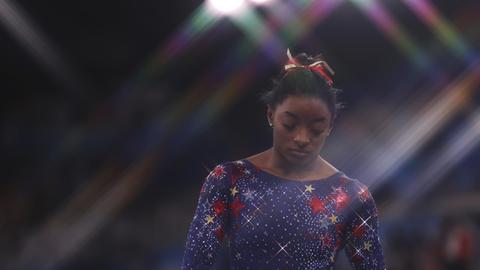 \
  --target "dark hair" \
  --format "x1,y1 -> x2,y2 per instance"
260,52 -> 343,124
